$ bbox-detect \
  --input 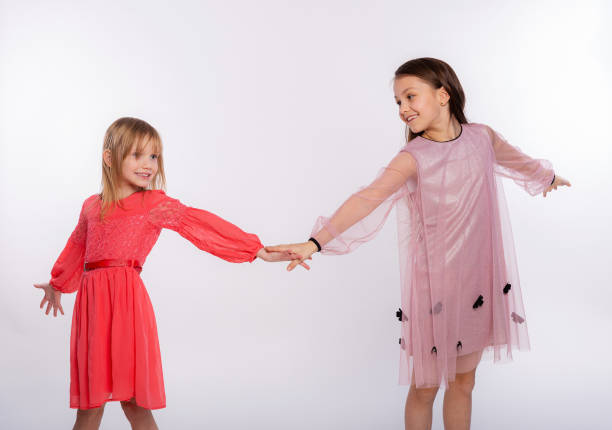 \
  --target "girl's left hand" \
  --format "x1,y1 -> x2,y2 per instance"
256,247 -> 311,270
265,241 -> 318,271
543,174 -> 571,197
34,282 -> 64,317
